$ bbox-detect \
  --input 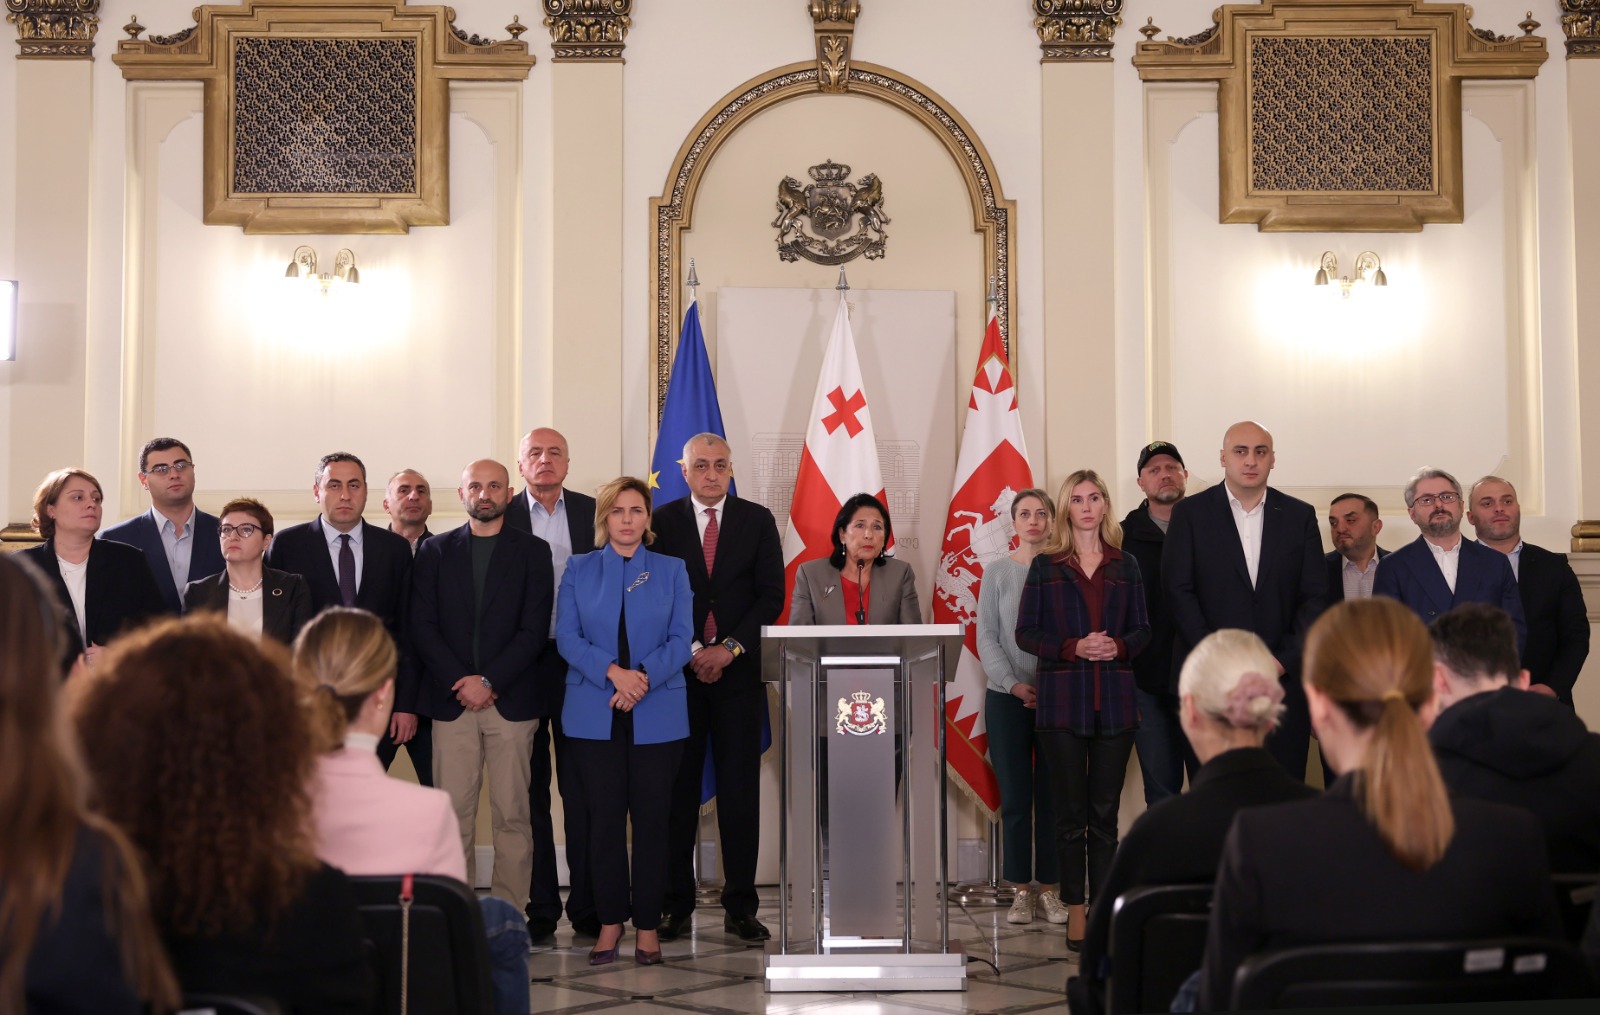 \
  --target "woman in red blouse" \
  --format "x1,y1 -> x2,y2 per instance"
789,493 -> 921,625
